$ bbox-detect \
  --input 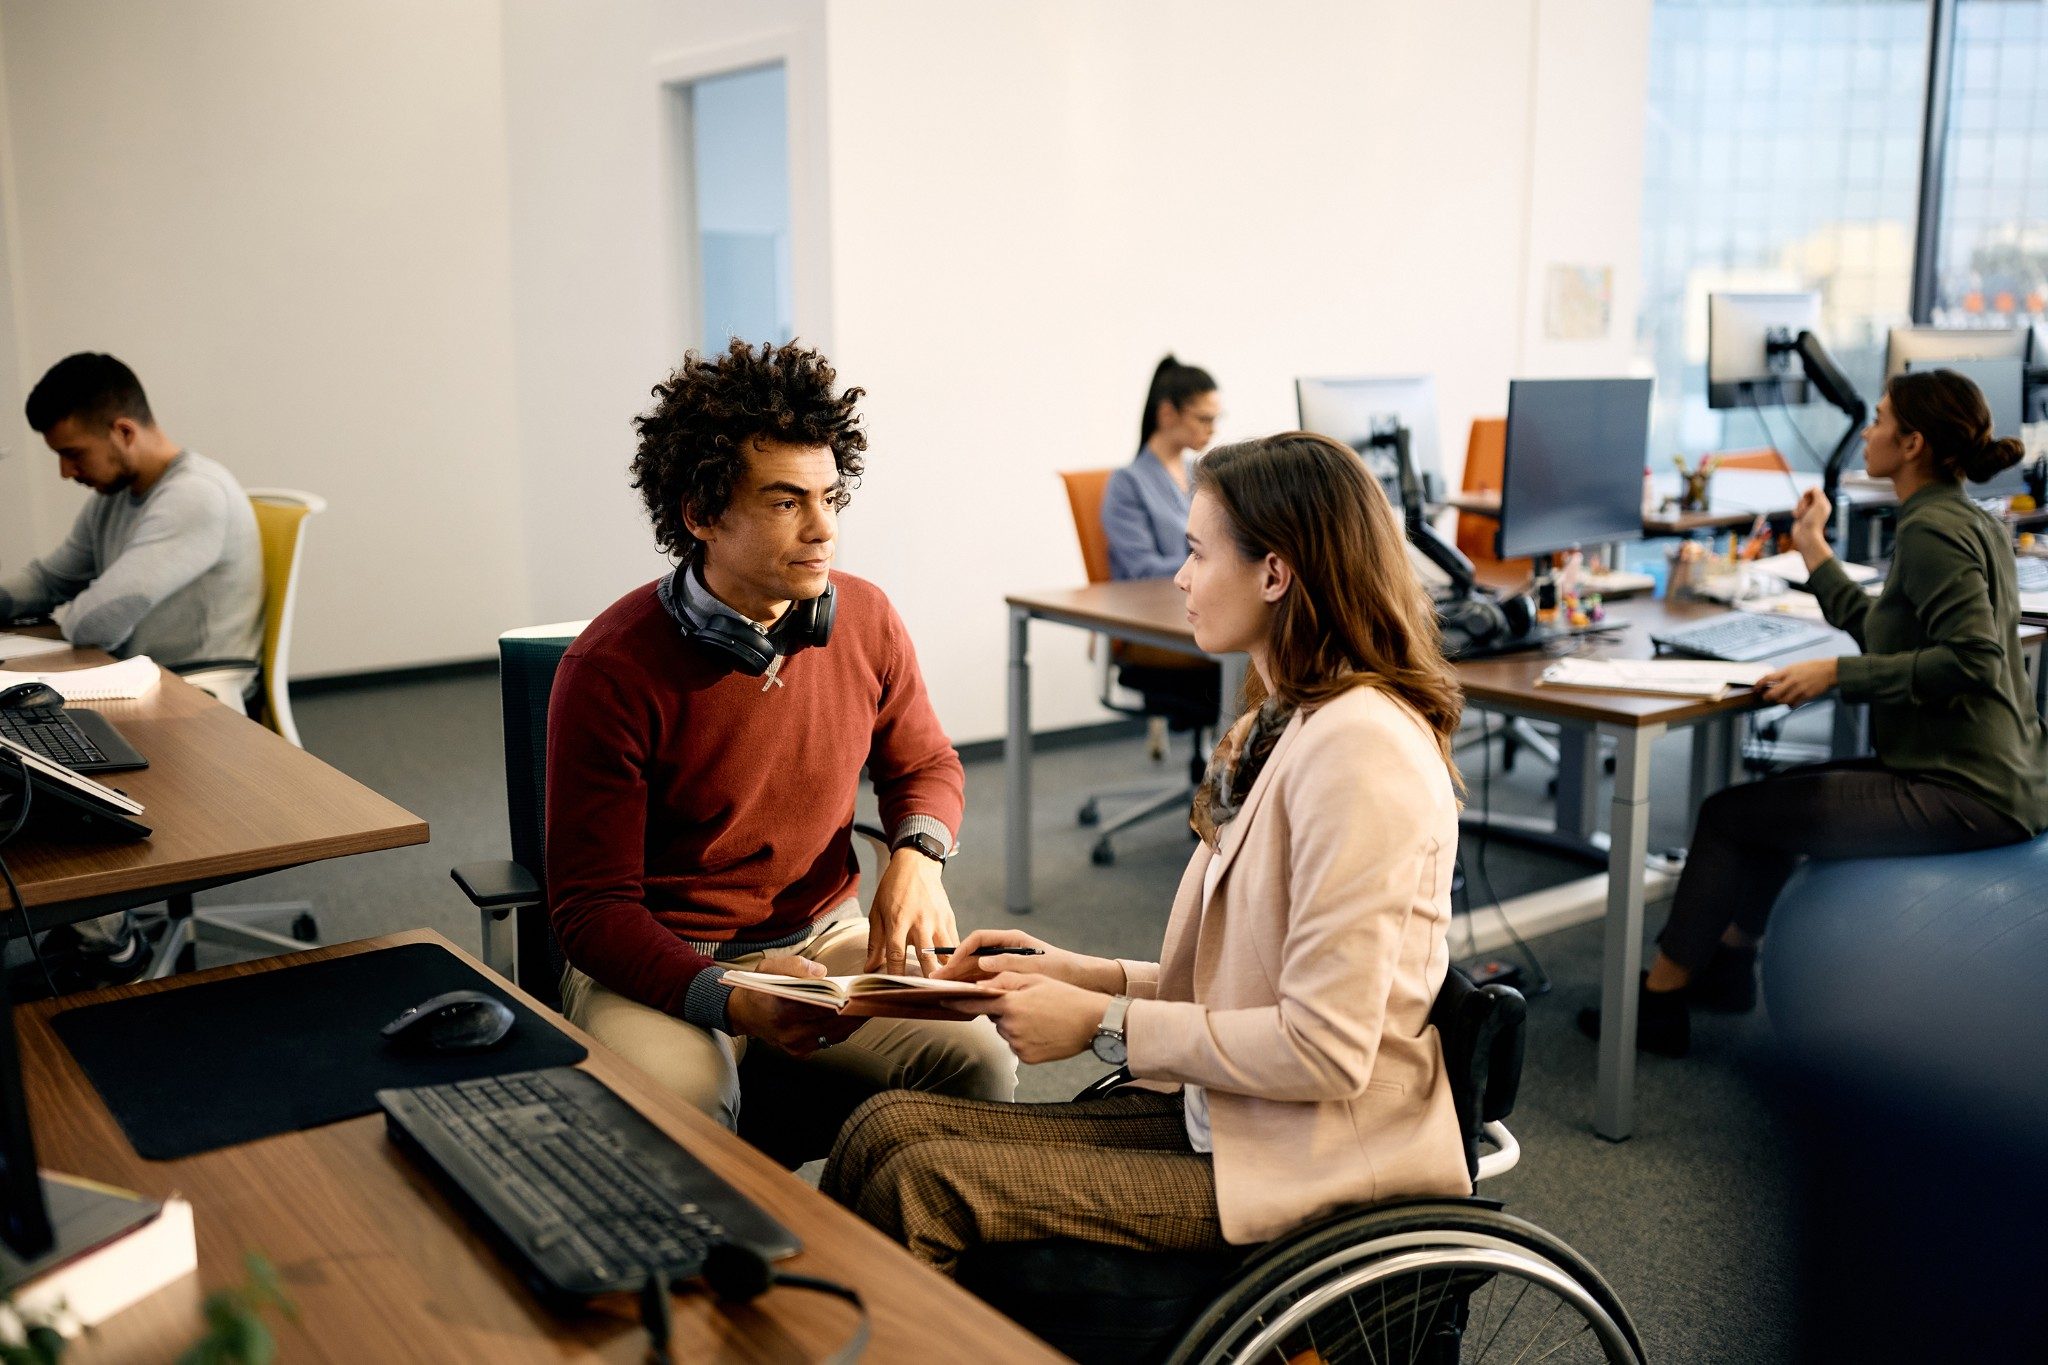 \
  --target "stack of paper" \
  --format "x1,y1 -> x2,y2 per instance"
1538,657 -> 1772,700
1748,551 -> 1881,587
0,654 -> 161,701
0,633 -> 69,663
